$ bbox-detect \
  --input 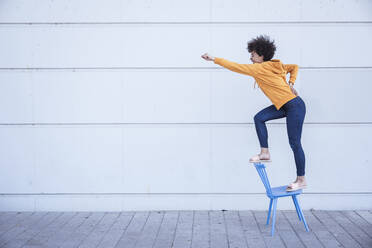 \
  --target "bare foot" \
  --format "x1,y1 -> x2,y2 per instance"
249,152 -> 271,162
286,179 -> 307,191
